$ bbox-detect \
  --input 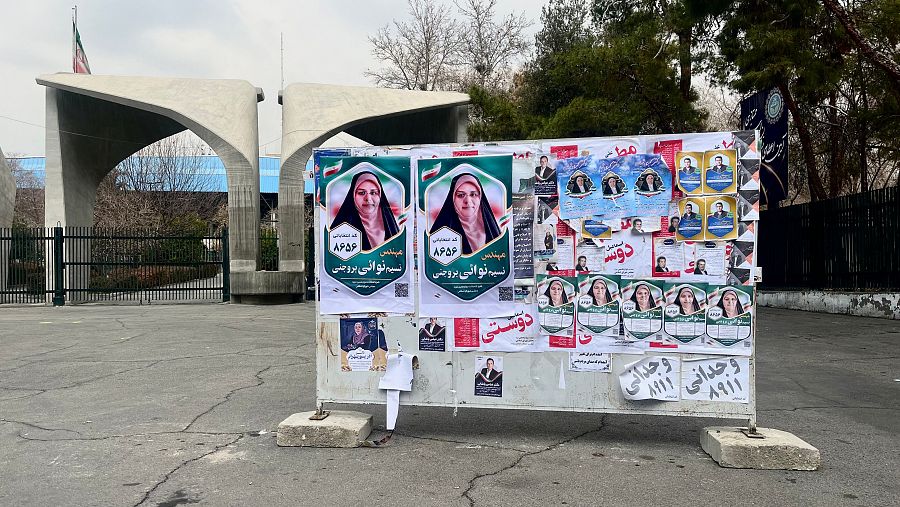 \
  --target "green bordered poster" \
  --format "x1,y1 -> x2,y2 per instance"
417,155 -> 514,317
319,156 -> 413,314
